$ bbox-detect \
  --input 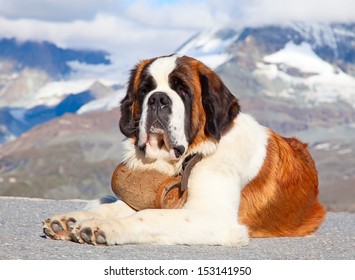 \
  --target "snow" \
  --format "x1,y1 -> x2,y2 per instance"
77,88 -> 126,114
256,62 -> 292,82
306,71 -> 355,105
67,57 -> 128,83
290,23 -> 338,51
177,29 -> 227,55
201,38 -> 225,52
333,27 -> 355,38
177,28 -> 238,69
255,41 -> 355,108
263,42 -> 334,74
30,78 -> 117,108
194,54 -> 231,69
